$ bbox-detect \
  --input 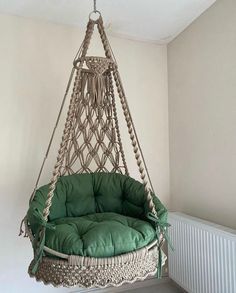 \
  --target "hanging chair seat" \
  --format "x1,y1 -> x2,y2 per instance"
20,12 -> 171,289
26,172 -> 167,287
42,213 -> 156,257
